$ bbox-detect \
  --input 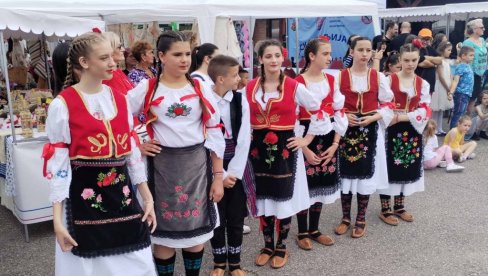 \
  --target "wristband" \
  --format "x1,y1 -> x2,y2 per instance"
332,142 -> 339,146
213,172 -> 224,176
